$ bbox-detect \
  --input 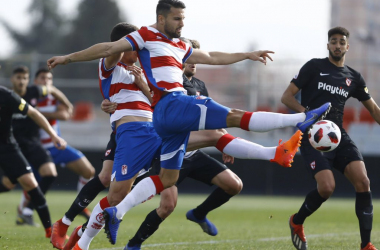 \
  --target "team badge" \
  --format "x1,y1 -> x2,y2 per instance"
105,149 -> 111,156
121,164 -> 128,175
364,87 -> 368,93
346,78 -> 351,86
310,161 -> 316,170
96,212 -> 104,223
